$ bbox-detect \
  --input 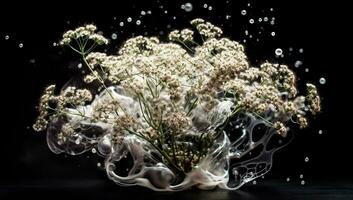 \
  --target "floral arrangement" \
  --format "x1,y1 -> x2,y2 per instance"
33,19 -> 320,191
